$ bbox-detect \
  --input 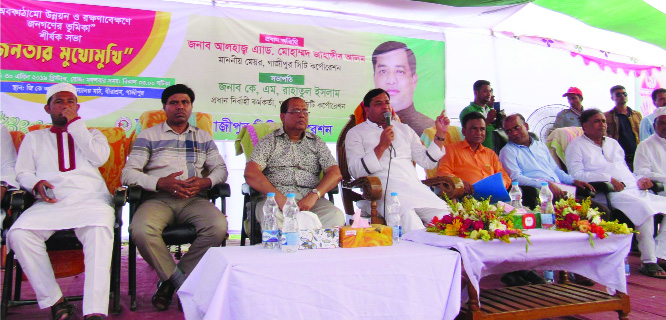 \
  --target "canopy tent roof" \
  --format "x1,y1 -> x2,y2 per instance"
171,0 -> 665,65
